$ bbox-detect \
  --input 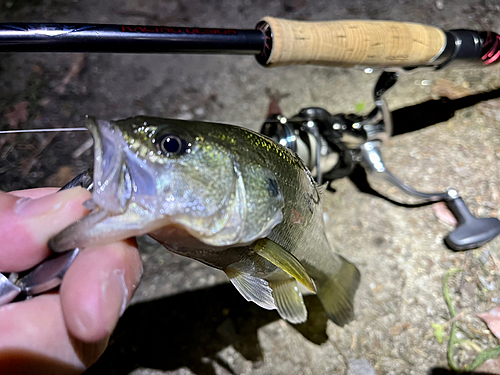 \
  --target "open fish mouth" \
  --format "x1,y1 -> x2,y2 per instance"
86,117 -> 133,214
86,116 -> 160,214
49,117 -> 164,252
